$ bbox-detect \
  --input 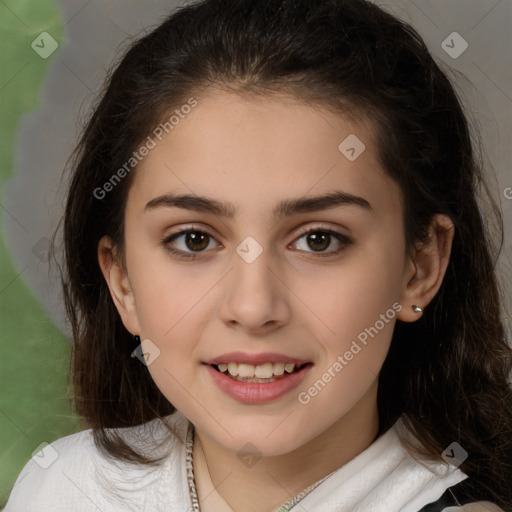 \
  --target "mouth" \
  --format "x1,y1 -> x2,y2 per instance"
204,361 -> 313,404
